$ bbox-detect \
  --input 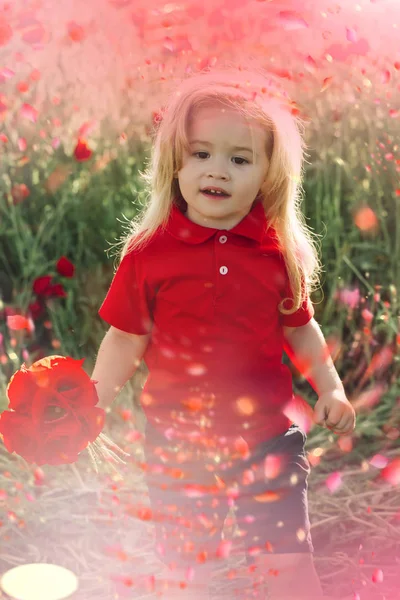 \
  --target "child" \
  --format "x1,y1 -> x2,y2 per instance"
92,64 -> 356,600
